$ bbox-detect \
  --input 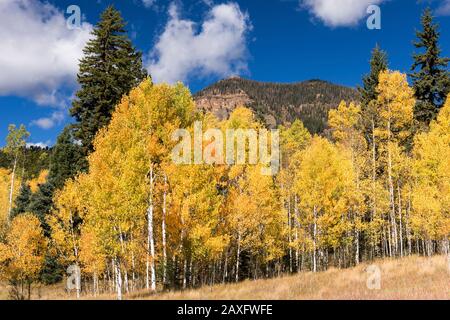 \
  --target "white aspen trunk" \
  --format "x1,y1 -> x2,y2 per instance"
192,262 -> 197,288
313,206 -> 317,273
93,272 -> 98,297
387,147 -> 398,256
236,232 -> 241,282
124,271 -> 129,294
443,238 -> 449,256
223,249 -> 228,283
287,195 -> 292,273
386,117 -> 398,257
118,227 -> 129,294
7,155 -> 17,221
294,195 -> 299,271
371,118 -> 378,256
146,165 -> 156,292
397,184 -> 404,257
211,262 -> 216,286
162,174 -> 167,286
107,262 -> 112,293
114,259 -> 123,301
387,224 -> 392,257
131,250 -> 136,292
406,192 -> 412,256
183,259 -> 187,289
355,230 -> 360,265
189,259 -> 193,286
69,212 -> 81,299
353,143 -> 361,266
